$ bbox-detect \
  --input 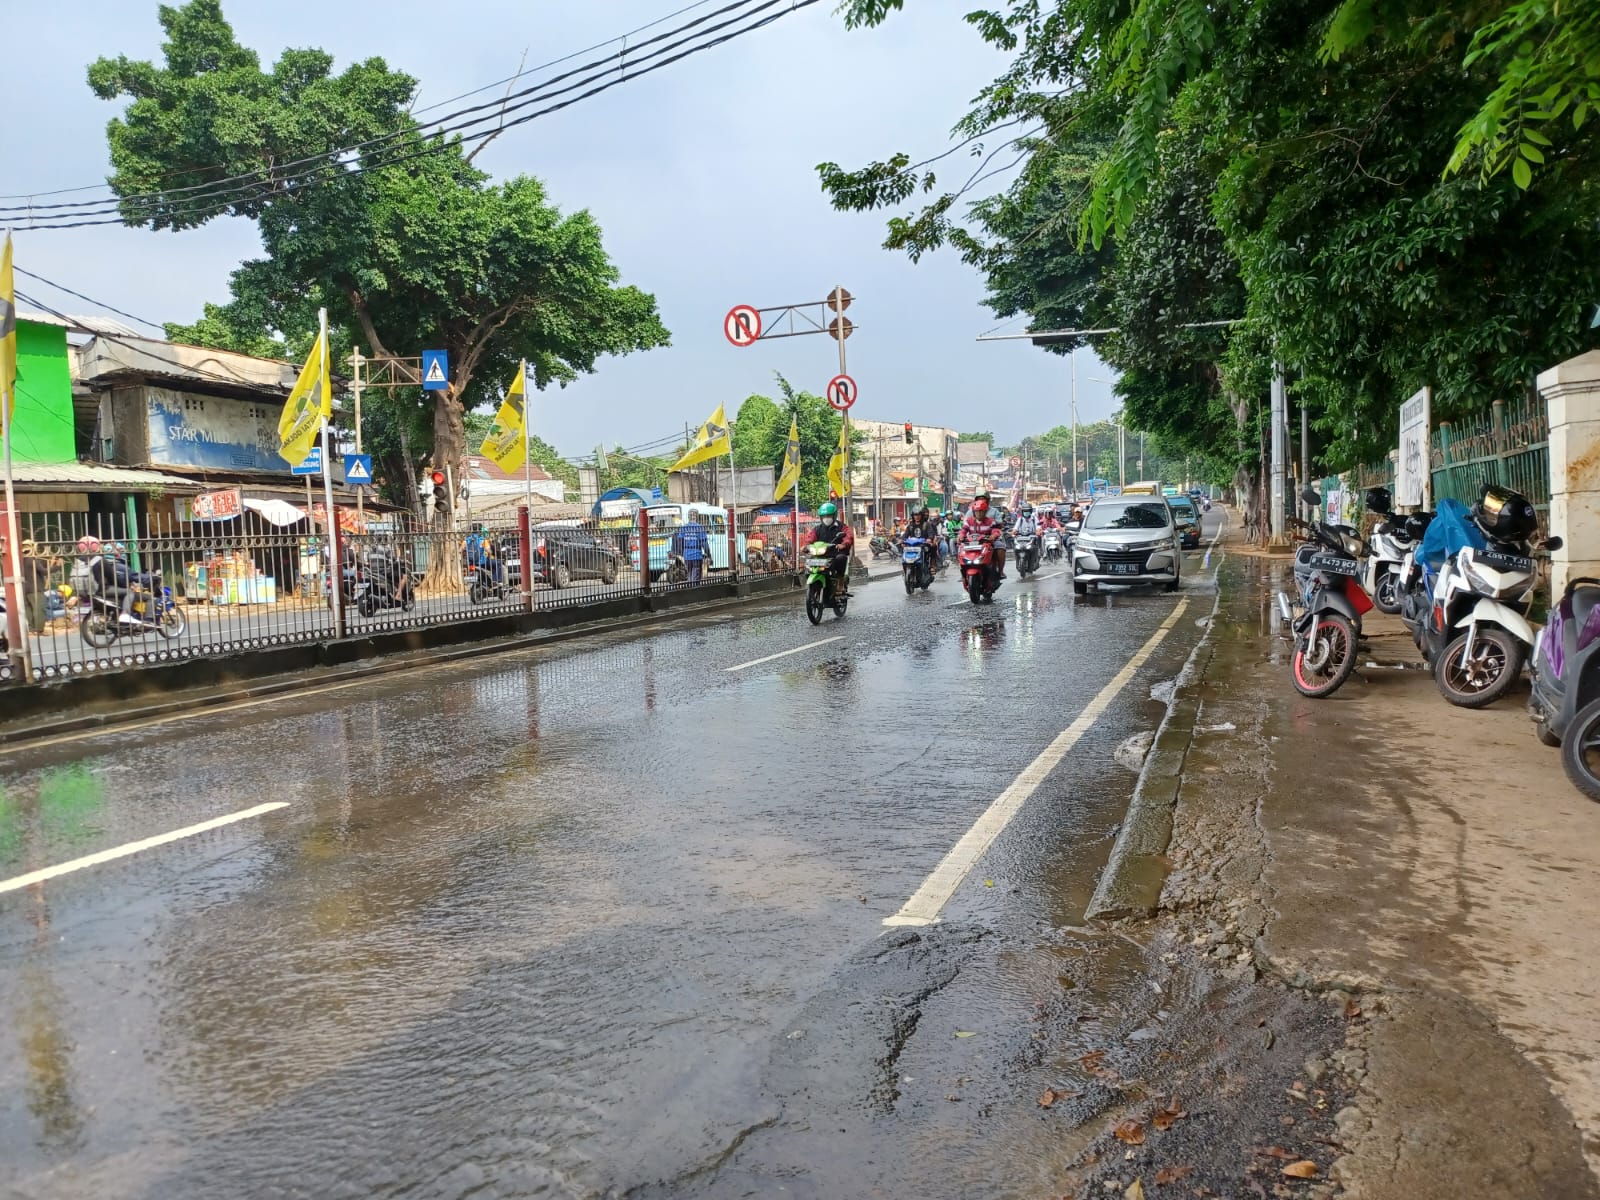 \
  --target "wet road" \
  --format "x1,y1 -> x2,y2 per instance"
0,517 -> 1225,1199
